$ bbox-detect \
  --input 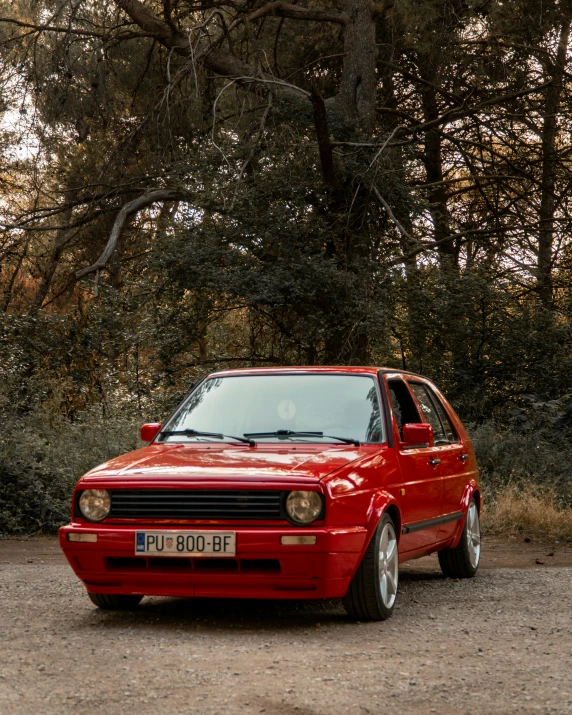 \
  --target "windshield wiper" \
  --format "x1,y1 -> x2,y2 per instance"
243,430 -> 360,446
160,429 -> 255,446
